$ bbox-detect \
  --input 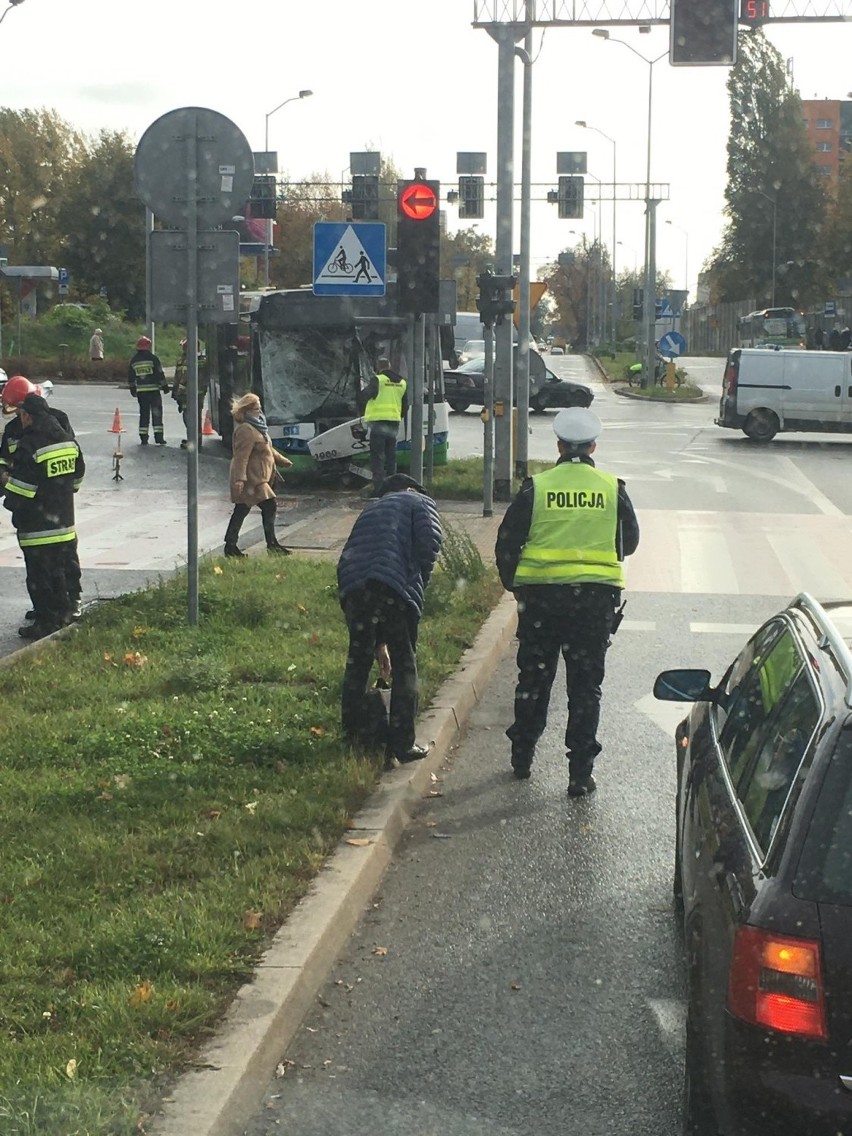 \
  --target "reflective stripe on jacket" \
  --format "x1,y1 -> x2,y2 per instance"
513,462 -> 624,588
364,374 -> 406,422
